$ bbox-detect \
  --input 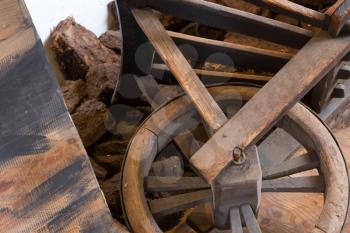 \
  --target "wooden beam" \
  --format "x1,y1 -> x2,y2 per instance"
132,8 -> 227,132
262,155 -> 319,180
230,208 -> 243,233
149,190 -> 212,216
241,205 -> 262,233
145,0 -> 313,48
145,176 -> 209,192
262,176 -> 325,193
244,0 -> 328,28
168,31 -> 293,72
190,32 -> 350,182
0,0 -> 122,232
152,64 -> 272,83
